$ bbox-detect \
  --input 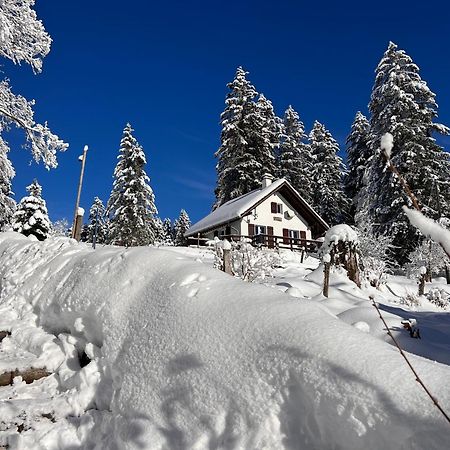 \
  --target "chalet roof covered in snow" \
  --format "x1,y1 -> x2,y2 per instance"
186,178 -> 329,237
